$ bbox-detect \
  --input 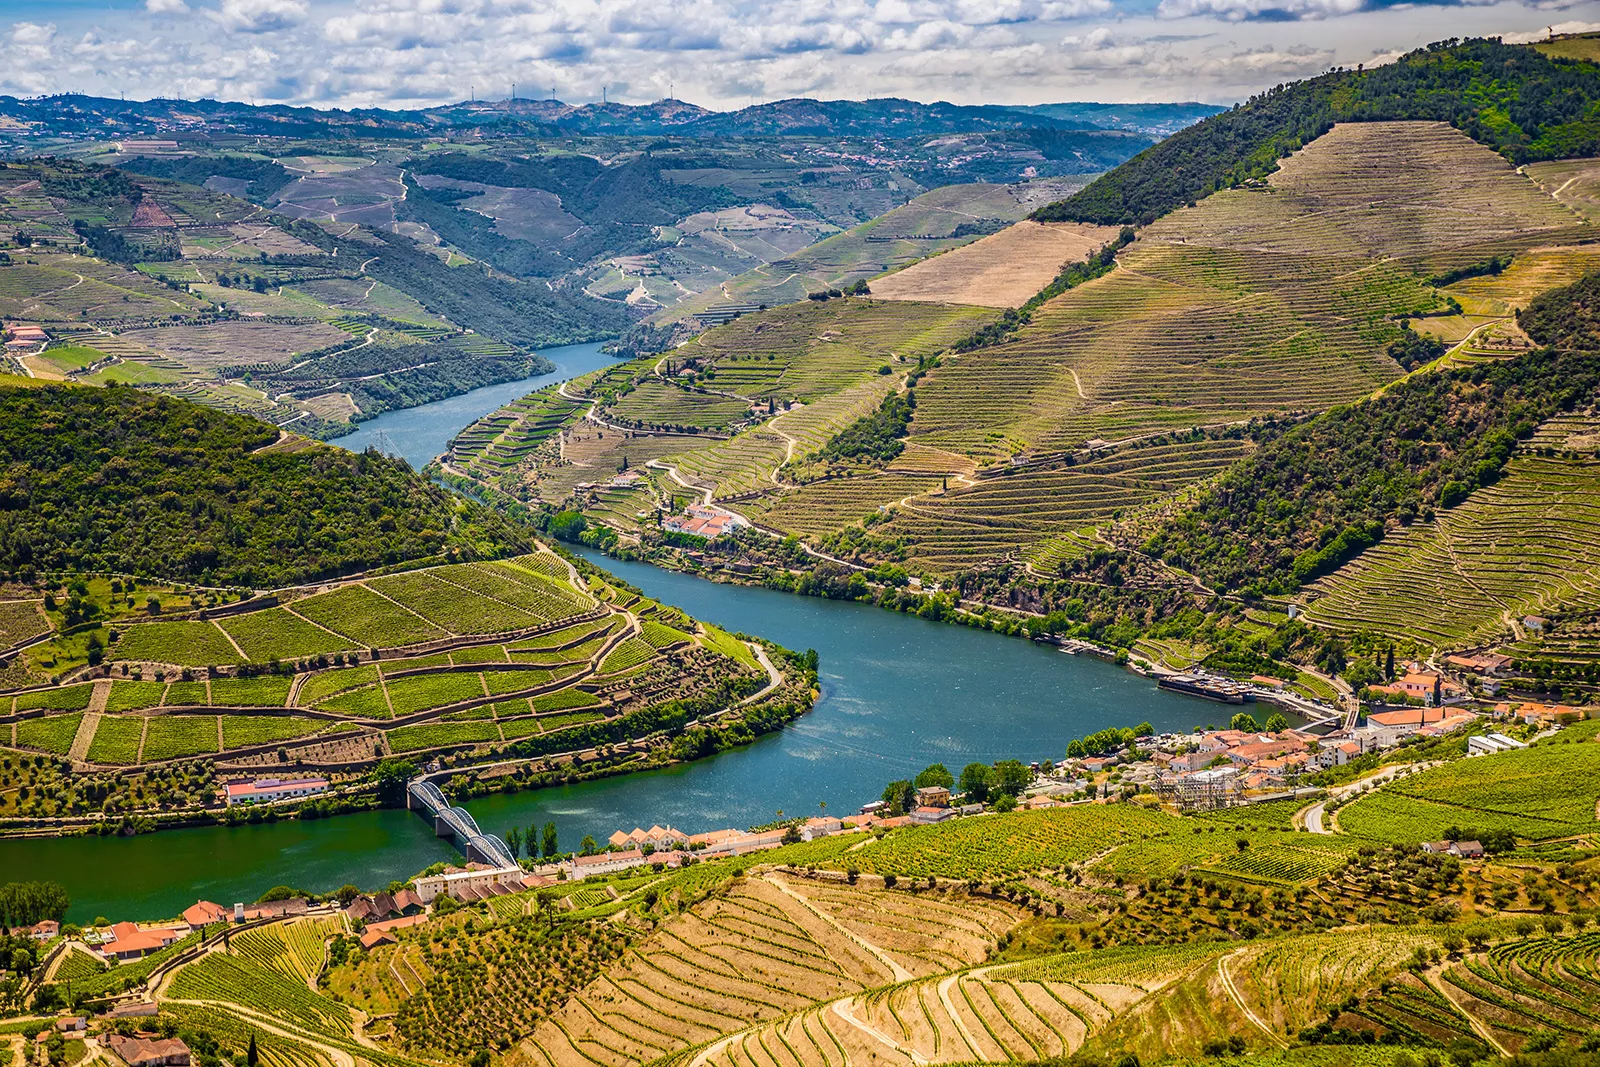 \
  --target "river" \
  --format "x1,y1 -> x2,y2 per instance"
329,341 -> 613,471
14,360 -> 1228,923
